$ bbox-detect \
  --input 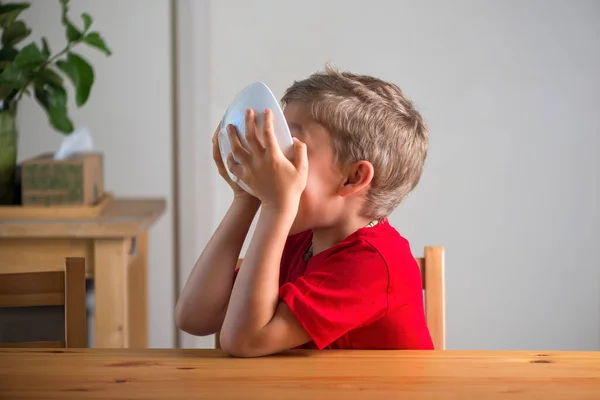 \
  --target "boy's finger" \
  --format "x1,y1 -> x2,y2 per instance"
212,132 -> 230,174
212,134 -> 223,163
213,120 -> 223,139
227,124 -> 251,164
292,137 -> 308,173
245,109 -> 264,154
262,109 -> 280,152
226,153 -> 244,182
